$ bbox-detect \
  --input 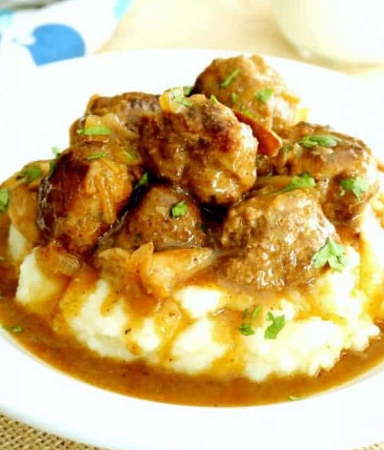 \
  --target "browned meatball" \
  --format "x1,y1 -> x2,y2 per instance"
38,131 -> 141,255
193,55 -> 299,133
117,184 -> 208,251
87,92 -> 160,132
140,90 -> 258,204
273,122 -> 379,222
220,189 -> 337,289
